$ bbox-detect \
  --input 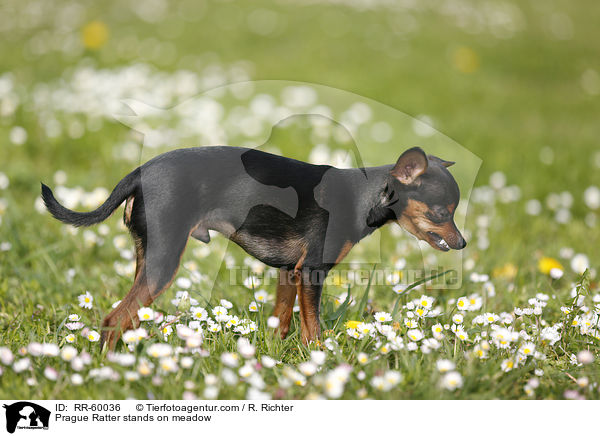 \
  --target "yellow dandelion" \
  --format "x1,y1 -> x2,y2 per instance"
452,46 -> 480,74
492,262 -> 518,279
538,257 -> 563,275
345,320 -> 361,329
82,21 -> 109,50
